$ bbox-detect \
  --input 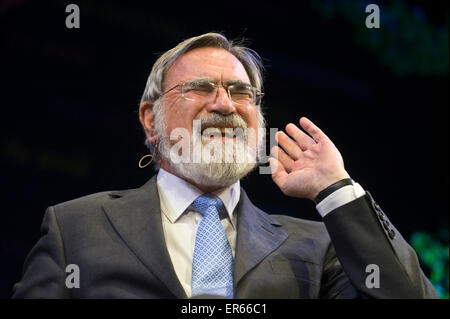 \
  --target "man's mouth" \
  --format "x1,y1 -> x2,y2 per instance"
201,125 -> 244,139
